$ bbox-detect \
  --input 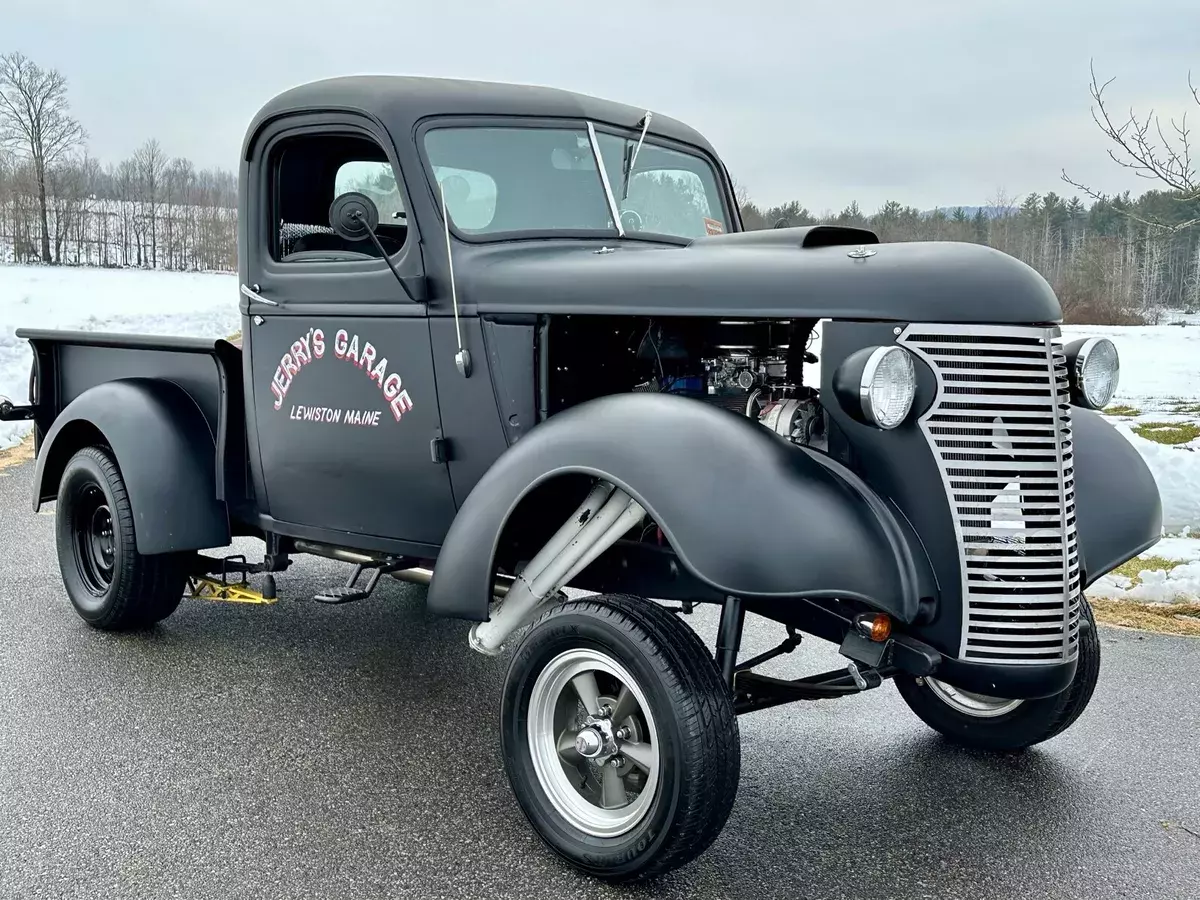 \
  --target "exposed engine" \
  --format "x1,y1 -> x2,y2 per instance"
631,319 -> 826,449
